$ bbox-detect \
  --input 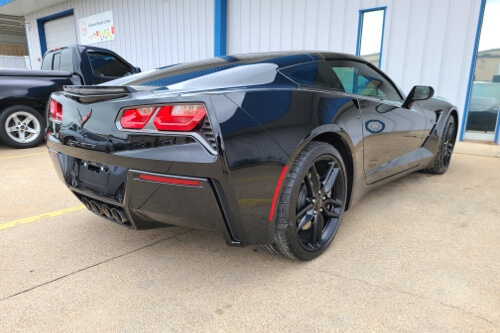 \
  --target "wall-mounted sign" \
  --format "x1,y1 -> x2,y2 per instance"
79,11 -> 115,45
